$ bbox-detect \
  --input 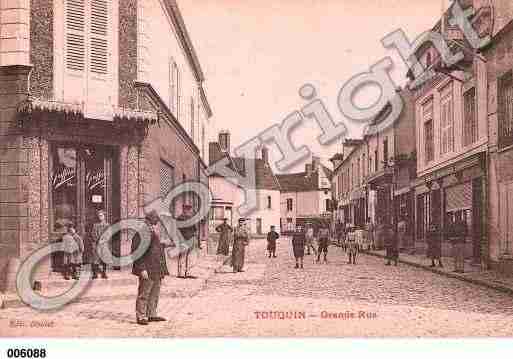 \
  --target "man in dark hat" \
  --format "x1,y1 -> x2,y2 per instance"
176,203 -> 197,278
232,218 -> 250,272
266,225 -> 279,258
132,210 -> 169,325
